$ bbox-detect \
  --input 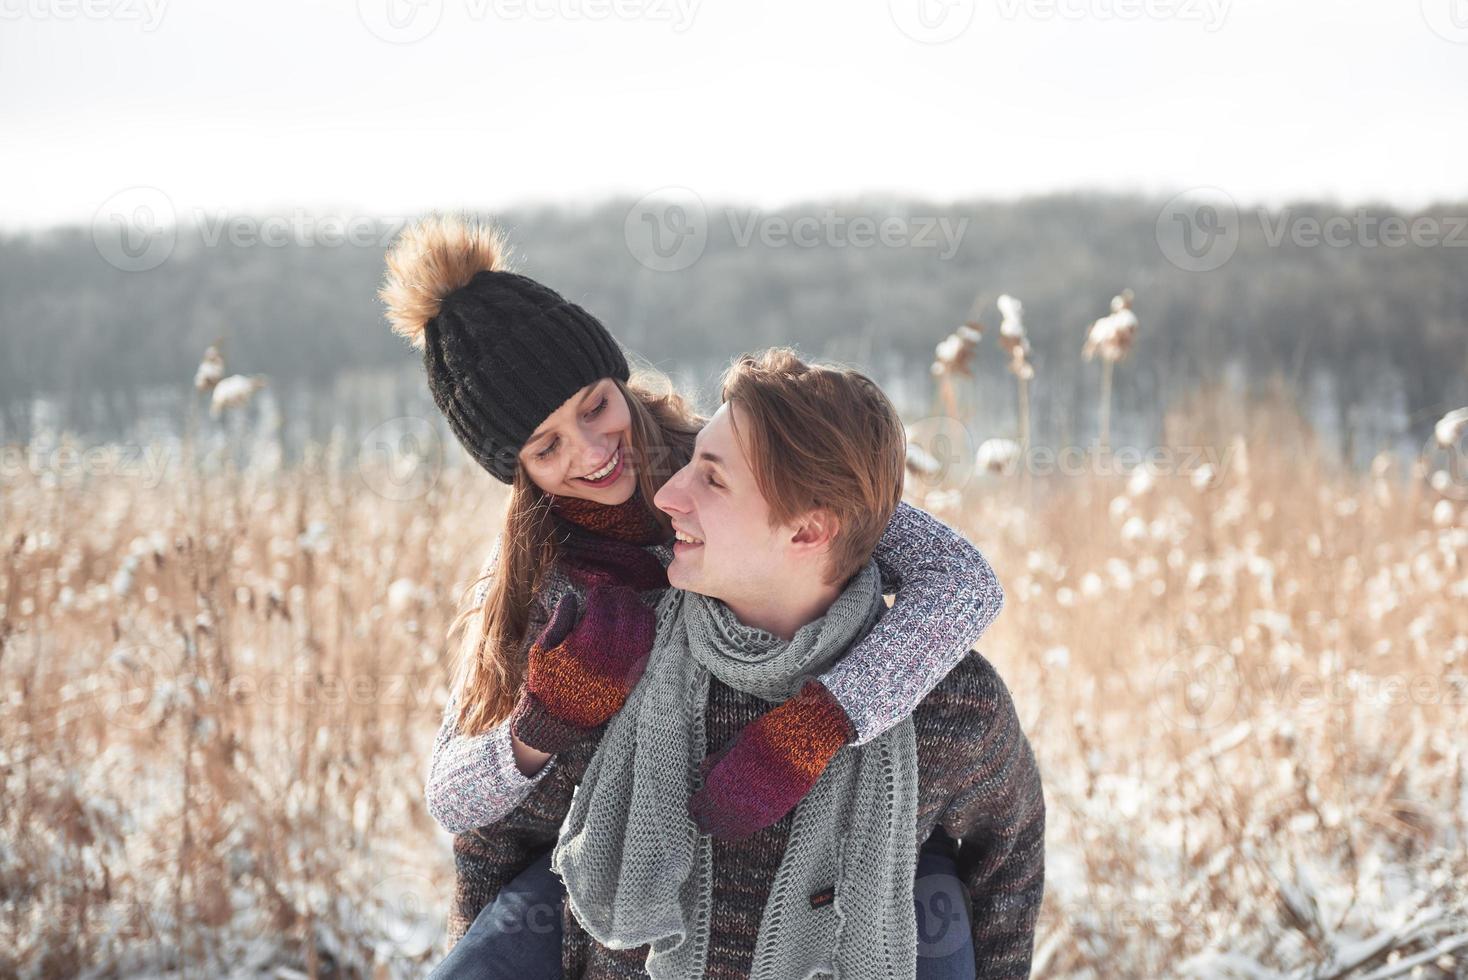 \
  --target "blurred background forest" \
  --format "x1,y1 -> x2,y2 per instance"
4,192 -> 1465,465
